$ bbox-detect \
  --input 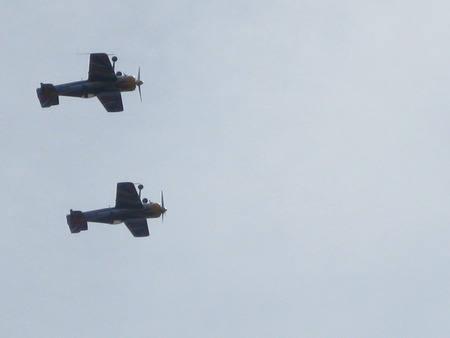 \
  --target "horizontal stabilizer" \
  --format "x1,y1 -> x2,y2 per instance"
36,83 -> 59,108
66,210 -> 88,233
